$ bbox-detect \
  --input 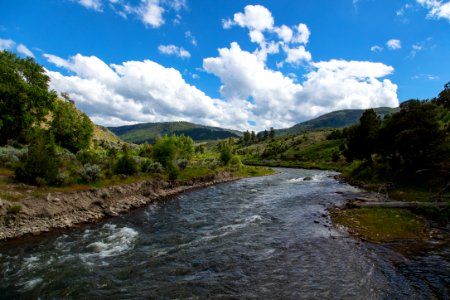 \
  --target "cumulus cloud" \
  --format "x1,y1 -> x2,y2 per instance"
233,5 -> 274,31
292,23 -> 310,44
417,0 -> 450,21
386,39 -> 402,50
158,44 -> 191,58
42,4 -> 399,131
16,44 -> 34,58
283,45 -> 312,65
0,38 -> 15,50
203,42 -> 398,129
138,0 -> 164,28
44,53 -> 251,129
74,0 -> 103,11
